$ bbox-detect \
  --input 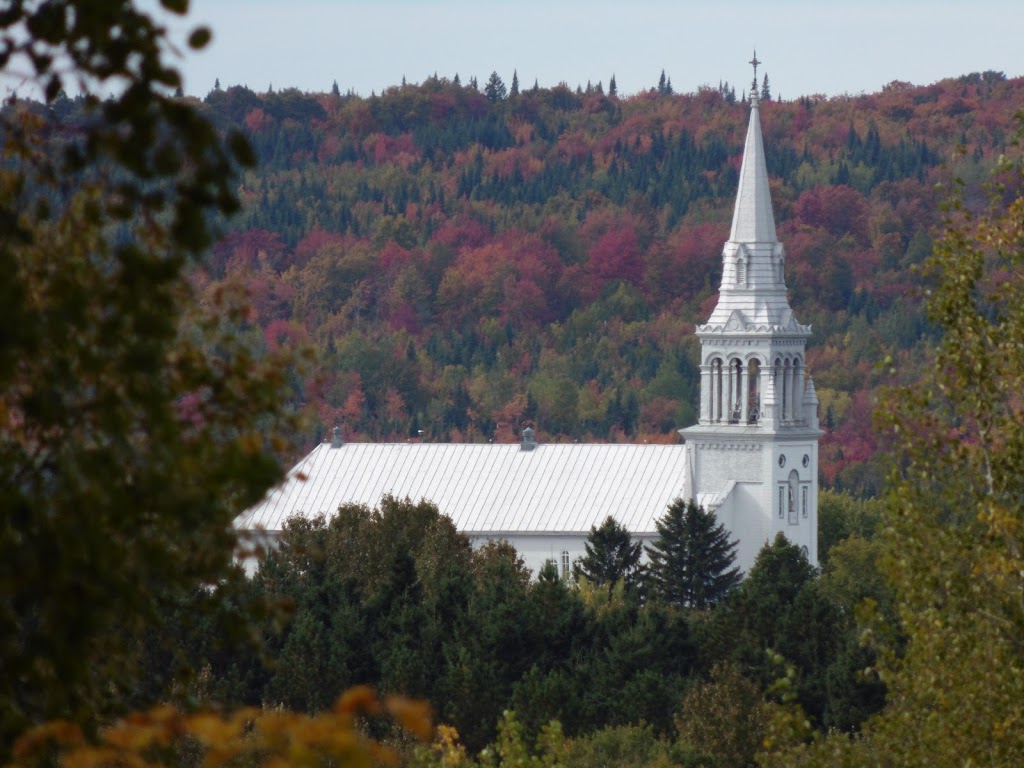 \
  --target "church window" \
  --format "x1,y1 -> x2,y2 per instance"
778,454 -> 786,468
737,255 -> 746,286
778,486 -> 785,519
748,358 -> 761,423
561,550 -> 570,579
802,485 -> 809,518
777,257 -> 784,283
802,454 -> 810,467
788,470 -> 799,525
